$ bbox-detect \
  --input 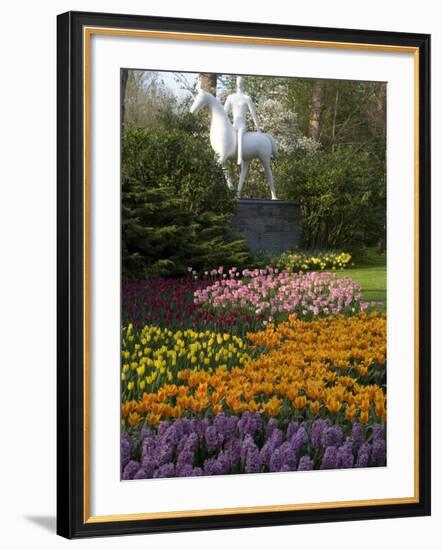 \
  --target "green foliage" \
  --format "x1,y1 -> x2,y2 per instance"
286,79 -> 386,157
123,127 -> 235,213
276,147 -> 386,251
122,128 -> 249,277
